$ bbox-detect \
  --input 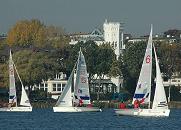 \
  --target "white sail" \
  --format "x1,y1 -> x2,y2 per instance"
74,48 -> 91,105
133,25 -> 152,105
115,25 -> 170,117
20,84 -> 31,107
11,58 -> 31,107
9,50 -> 17,107
152,44 -> 168,109
55,69 -> 74,107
